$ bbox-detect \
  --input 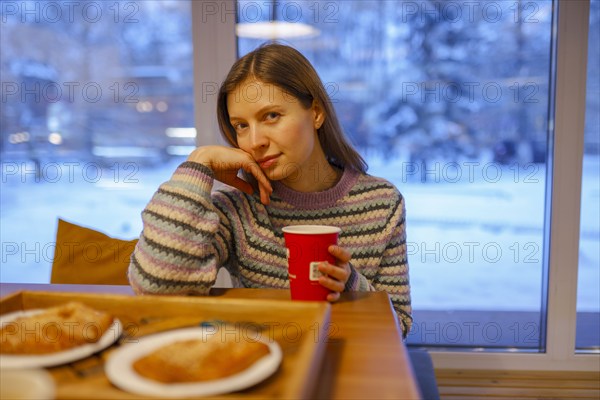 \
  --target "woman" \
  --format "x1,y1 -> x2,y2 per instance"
128,43 -> 412,336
